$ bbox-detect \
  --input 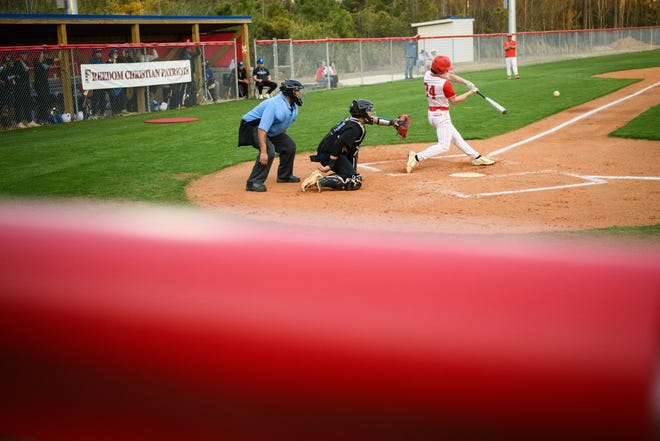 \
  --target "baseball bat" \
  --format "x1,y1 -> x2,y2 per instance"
476,90 -> 507,114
